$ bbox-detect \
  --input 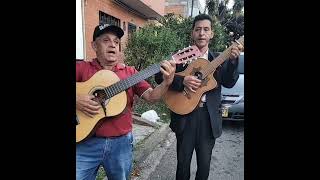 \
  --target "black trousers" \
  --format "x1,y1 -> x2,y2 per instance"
175,105 -> 215,180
